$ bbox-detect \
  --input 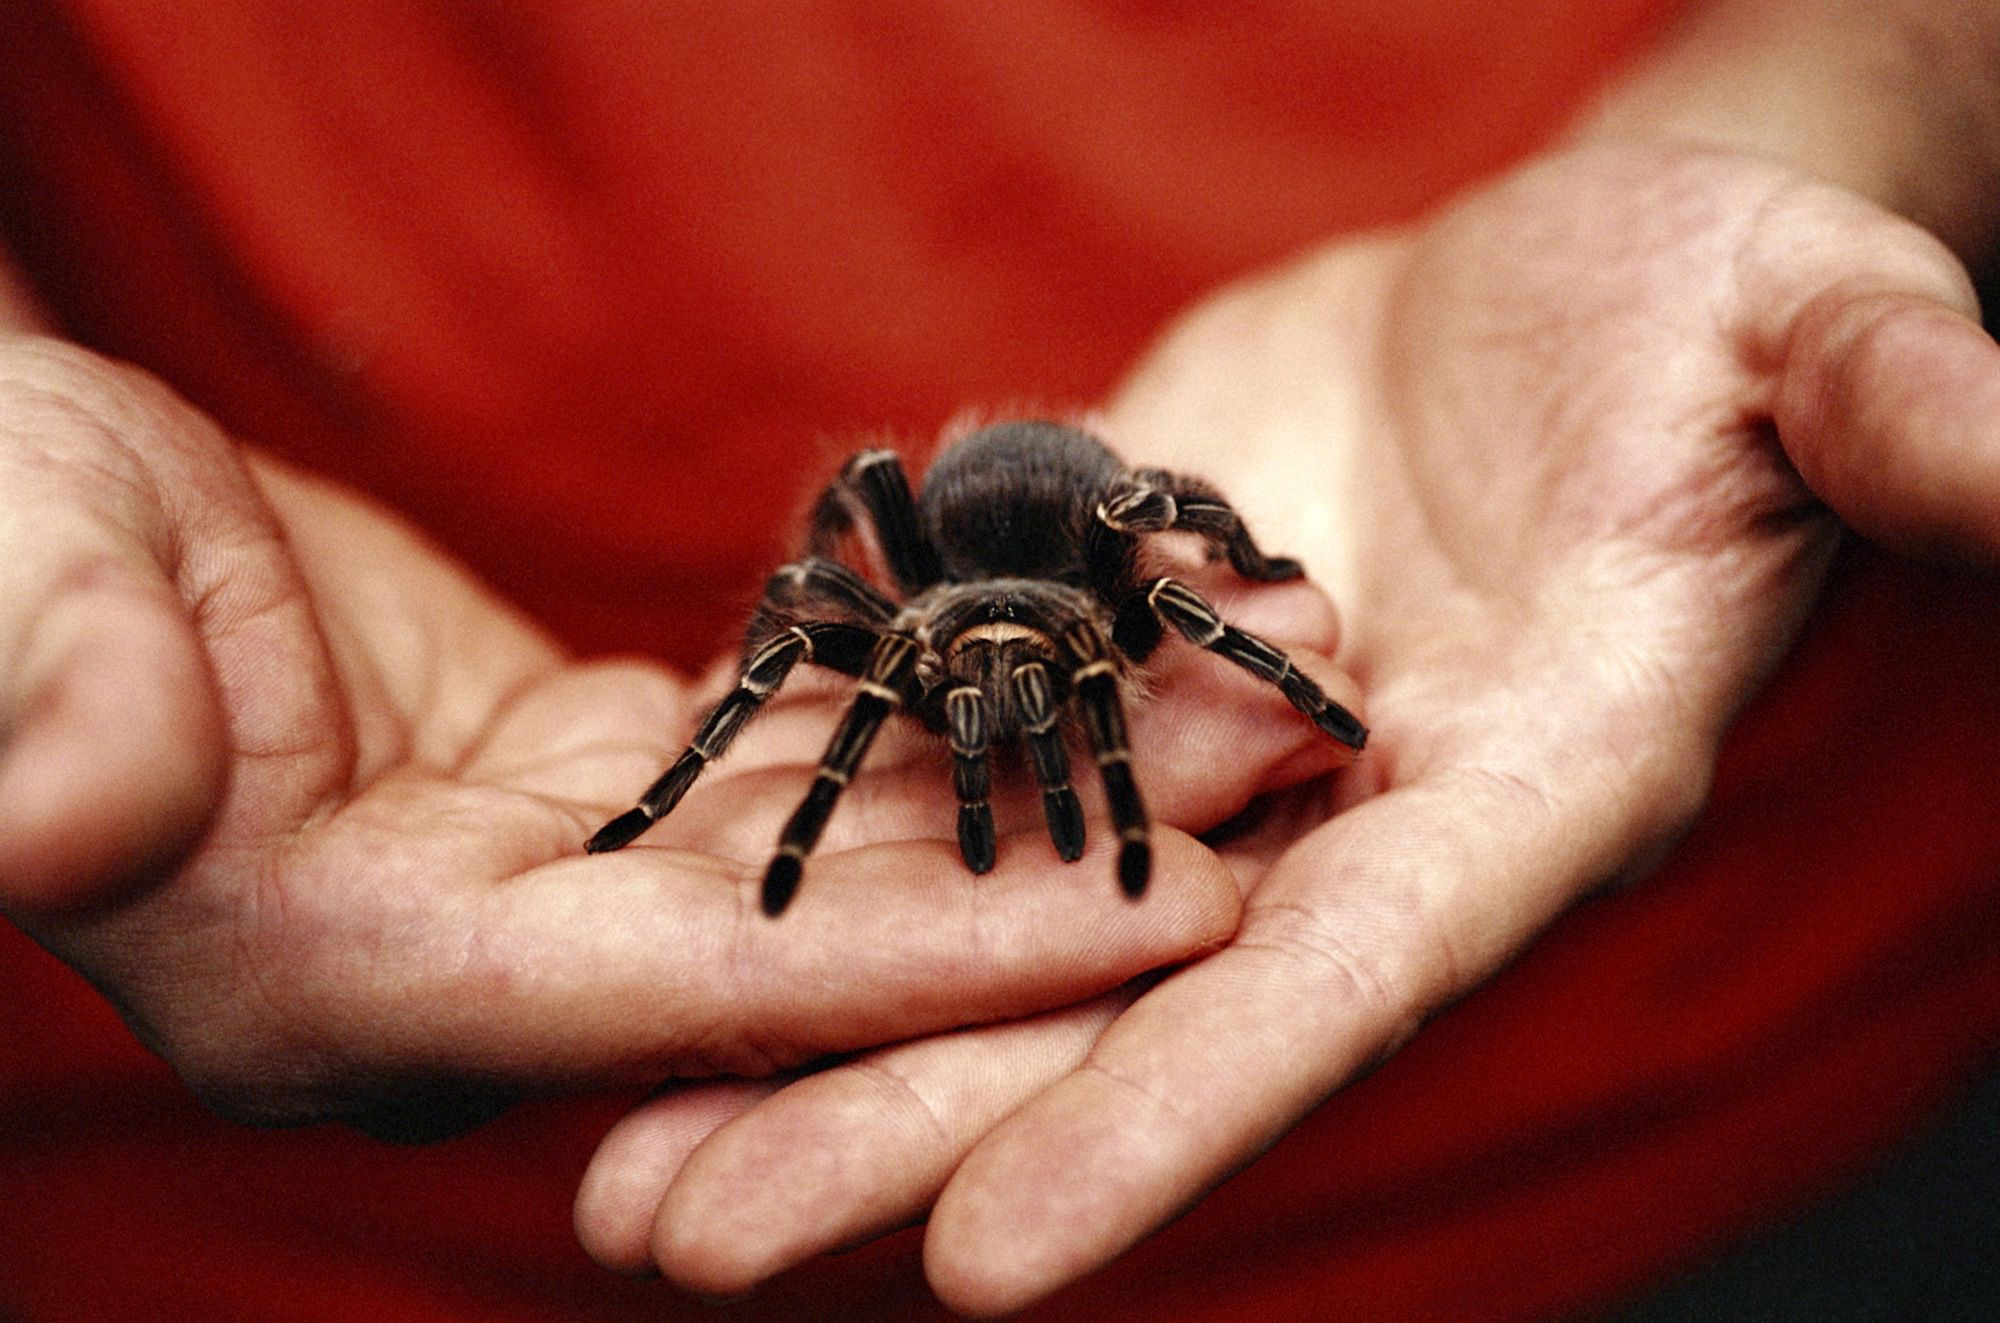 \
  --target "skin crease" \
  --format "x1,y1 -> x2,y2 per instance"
0,332 -> 1351,1139
577,0 -> 2000,1304
572,137 -> 2000,1315
3,2 -> 1999,1317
